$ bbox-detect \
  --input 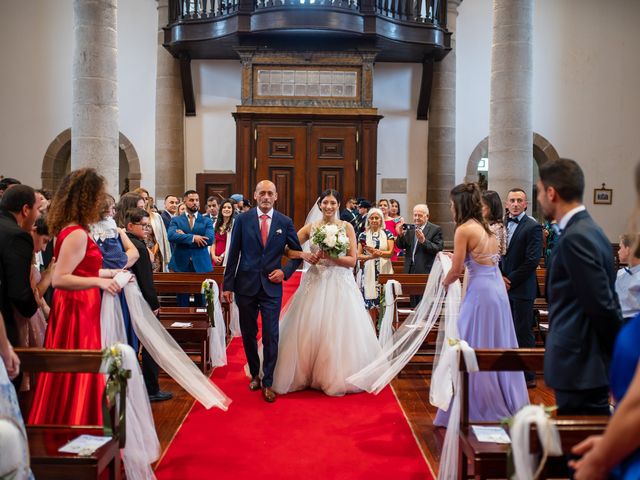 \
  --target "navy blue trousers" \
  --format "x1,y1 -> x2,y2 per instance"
235,288 -> 282,388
